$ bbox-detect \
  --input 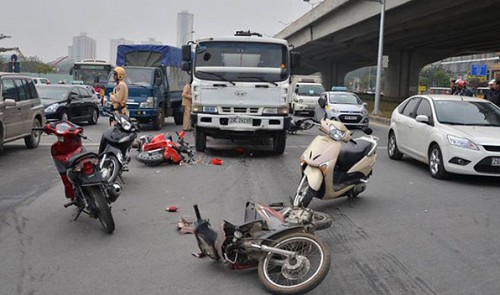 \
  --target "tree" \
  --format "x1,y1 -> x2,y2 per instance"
420,66 -> 451,88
